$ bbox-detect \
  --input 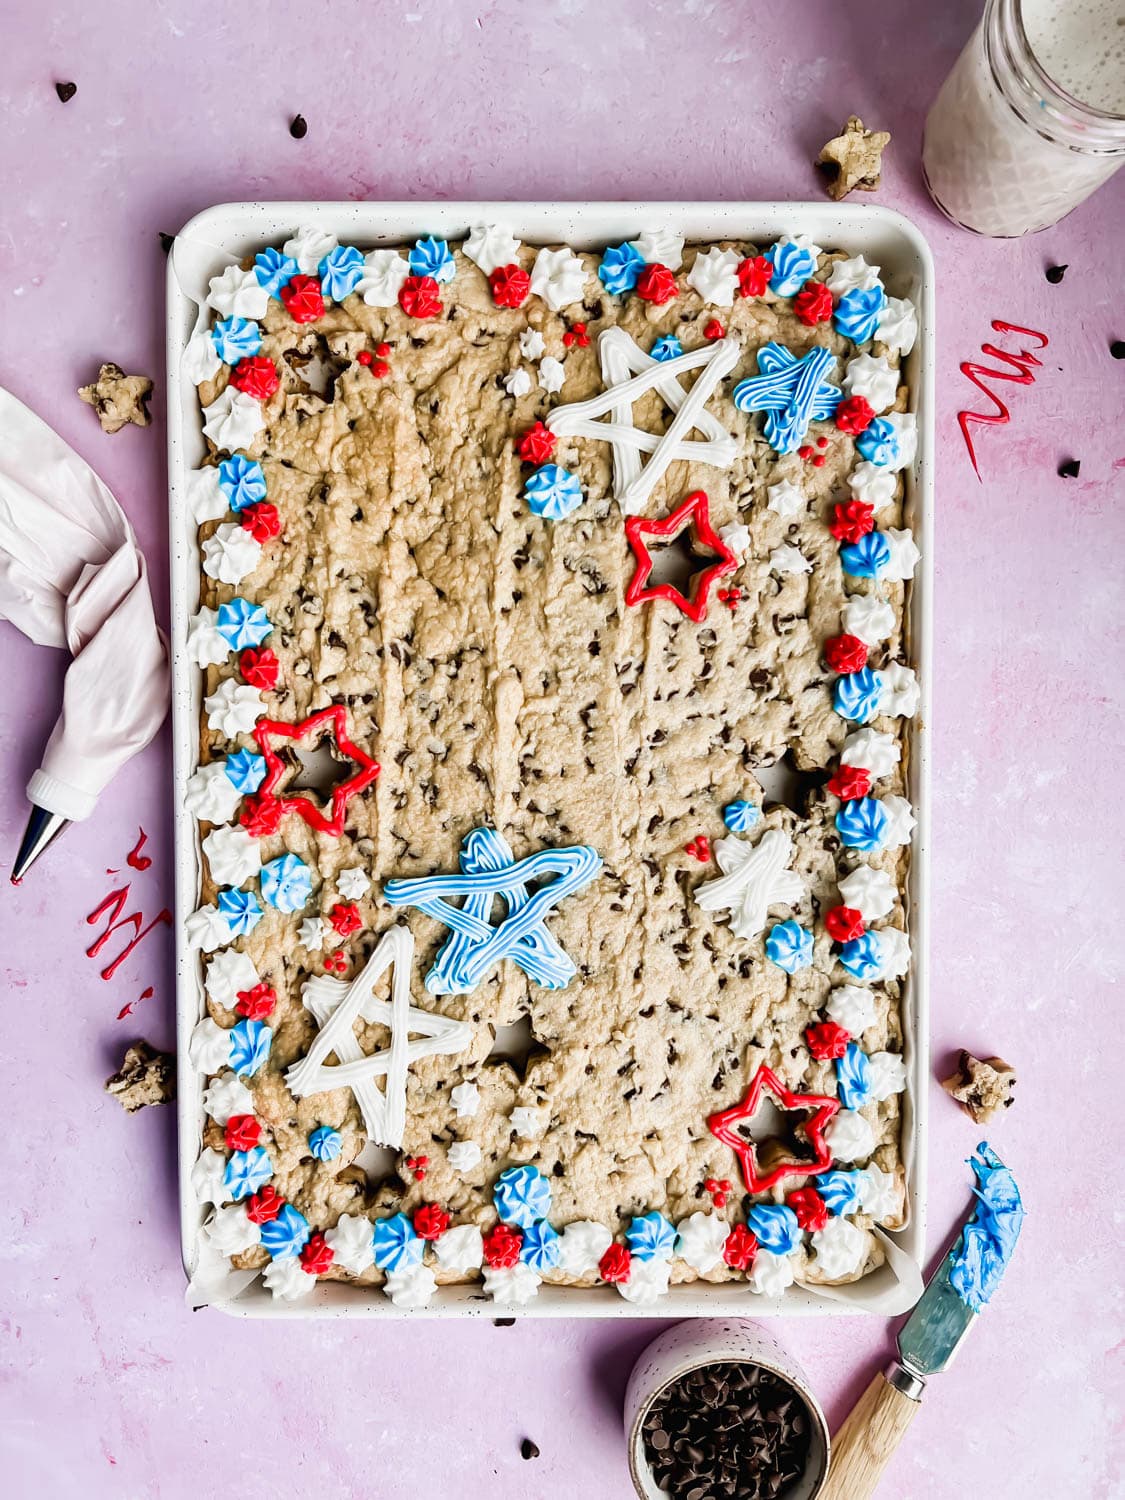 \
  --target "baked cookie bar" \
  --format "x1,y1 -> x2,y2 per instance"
182,222 -> 921,1308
